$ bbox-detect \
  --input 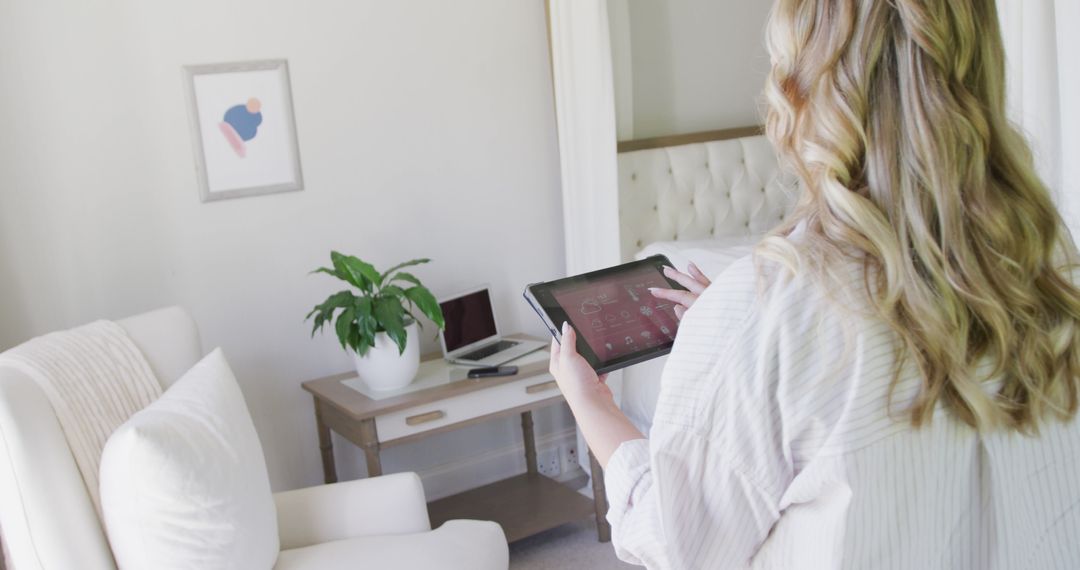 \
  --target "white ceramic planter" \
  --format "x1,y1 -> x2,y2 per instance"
352,321 -> 420,392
